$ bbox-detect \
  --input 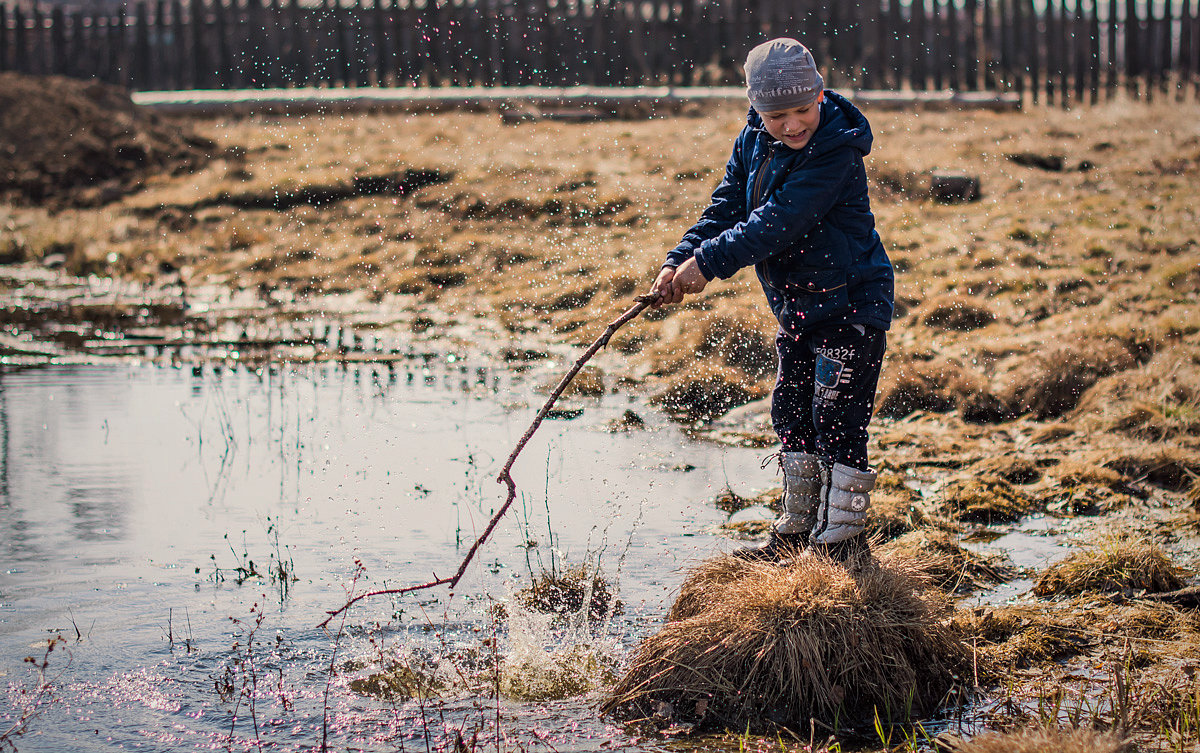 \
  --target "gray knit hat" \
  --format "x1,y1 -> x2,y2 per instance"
744,38 -> 824,112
